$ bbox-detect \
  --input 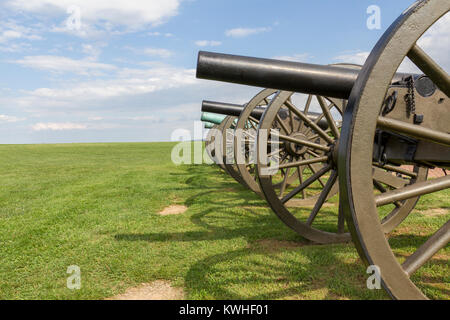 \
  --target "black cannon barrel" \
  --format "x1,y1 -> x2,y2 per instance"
202,100 -> 265,119
197,51 -> 412,99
